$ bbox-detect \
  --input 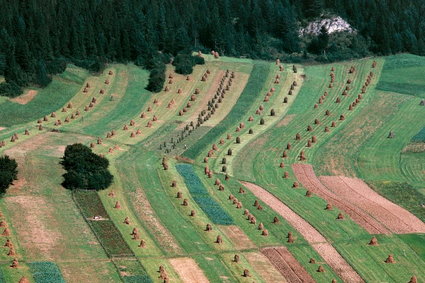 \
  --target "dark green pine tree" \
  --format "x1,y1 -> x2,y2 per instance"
35,59 -> 51,87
